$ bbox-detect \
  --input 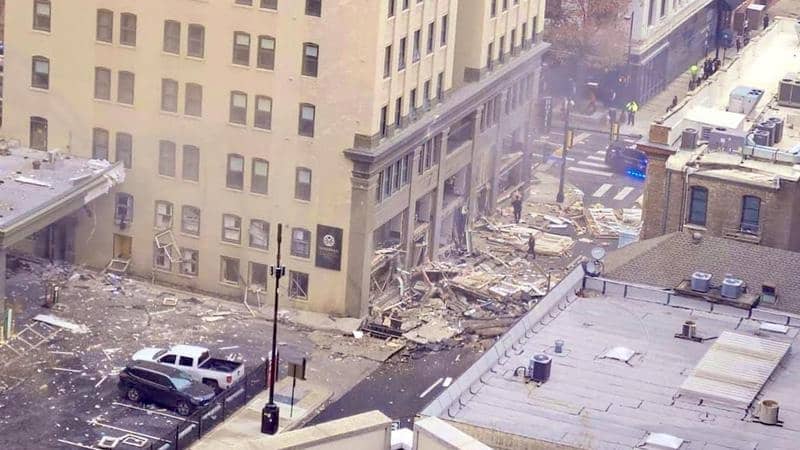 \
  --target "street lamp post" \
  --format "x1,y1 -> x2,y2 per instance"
261,223 -> 285,435
555,97 -> 571,204
626,11 -> 634,87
